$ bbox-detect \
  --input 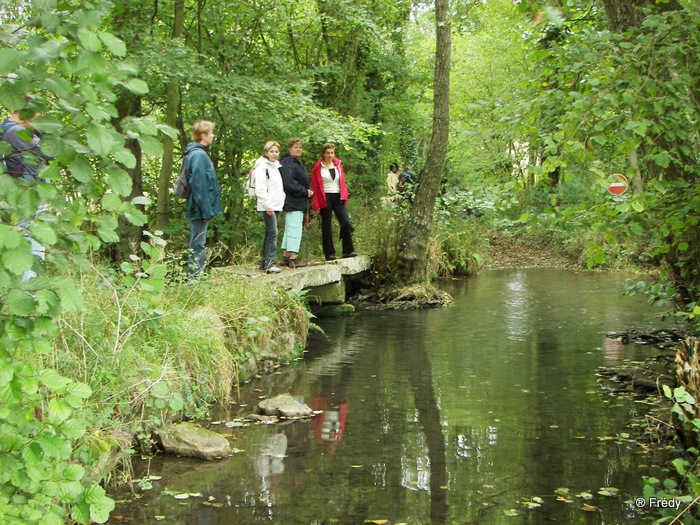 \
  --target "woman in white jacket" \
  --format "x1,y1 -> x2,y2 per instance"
255,141 -> 285,273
